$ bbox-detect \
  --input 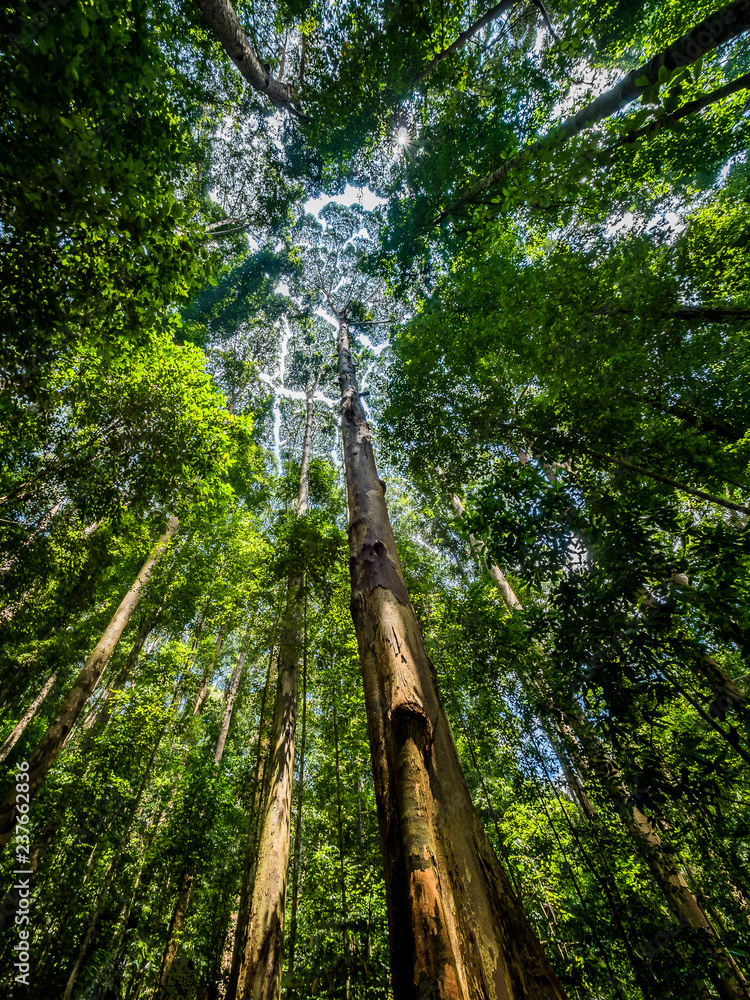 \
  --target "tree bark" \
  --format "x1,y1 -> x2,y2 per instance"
443,485 -> 521,610
0,668 -> 59,765
559,704 -> 749,1000
332,693 -> 349,936
194,624 -> 228,716
335,309 -> 566,1000
0,515 -> 178,852
215,646 -> 248,765
442,0 -> 750,216
413,0 -> 516,84
286,604 -> 308,986
227,644 -> 277,1000
235,592 -> 301,1000
157,865 -> 196,998
62,720 -> 167,1000
194,0 -> 302,114
236,388 -> 316,1000
82,608 -> 161,733
463,512 -> 748,999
